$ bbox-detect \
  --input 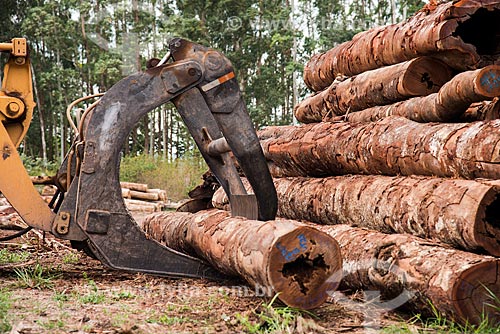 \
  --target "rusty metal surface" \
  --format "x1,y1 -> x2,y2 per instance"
258,117 -> 500,179
304,0 -> 500,91
55,38 -> 277,279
